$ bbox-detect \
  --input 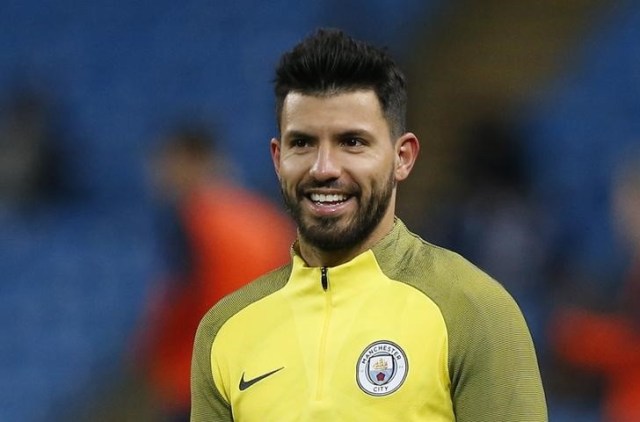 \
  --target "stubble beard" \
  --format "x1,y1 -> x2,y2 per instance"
281,172 -> 396,252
